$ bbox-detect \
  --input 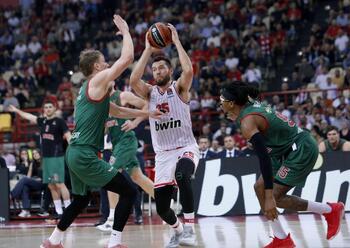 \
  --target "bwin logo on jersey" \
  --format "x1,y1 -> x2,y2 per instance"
155,118 -> 181,131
